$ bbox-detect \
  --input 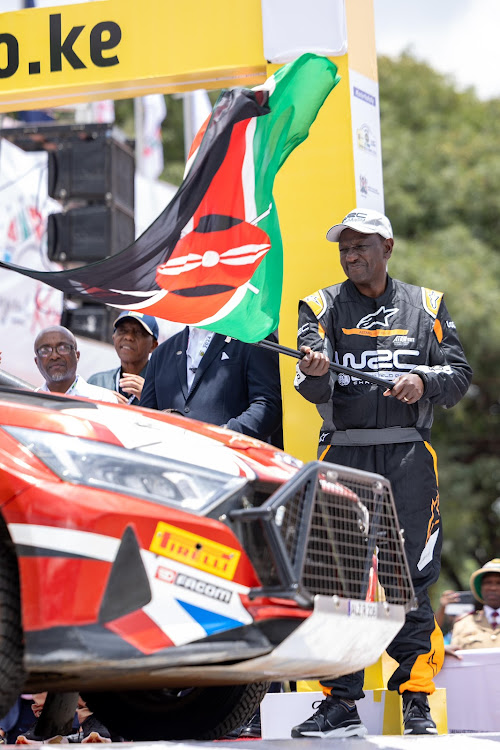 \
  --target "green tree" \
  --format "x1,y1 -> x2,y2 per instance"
378,54 -> 500,593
